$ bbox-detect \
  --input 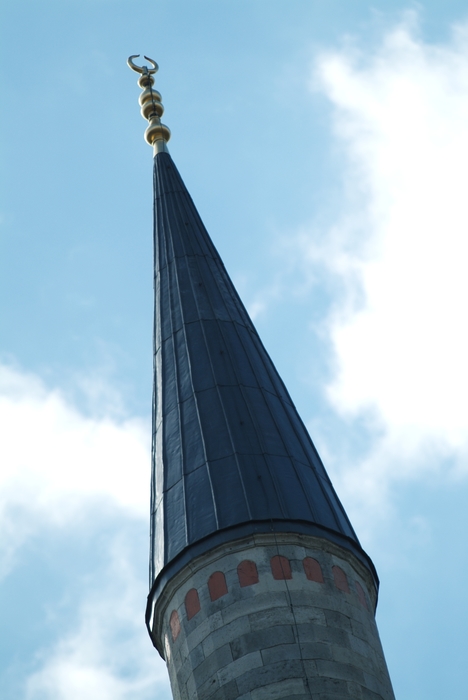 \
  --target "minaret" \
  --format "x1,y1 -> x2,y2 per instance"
128,56 -> 395,700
